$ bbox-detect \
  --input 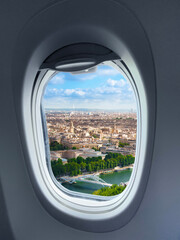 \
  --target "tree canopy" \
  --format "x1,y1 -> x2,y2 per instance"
118,141 -> 130,148
93,184 -> 126,196
50,141 -> 69,151
51,152 -> 134,177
